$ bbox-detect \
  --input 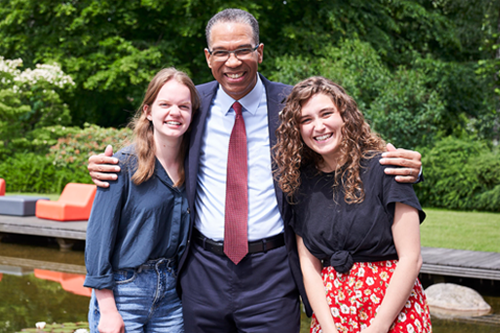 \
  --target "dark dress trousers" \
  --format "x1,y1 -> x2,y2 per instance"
178,74 -> 312,332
